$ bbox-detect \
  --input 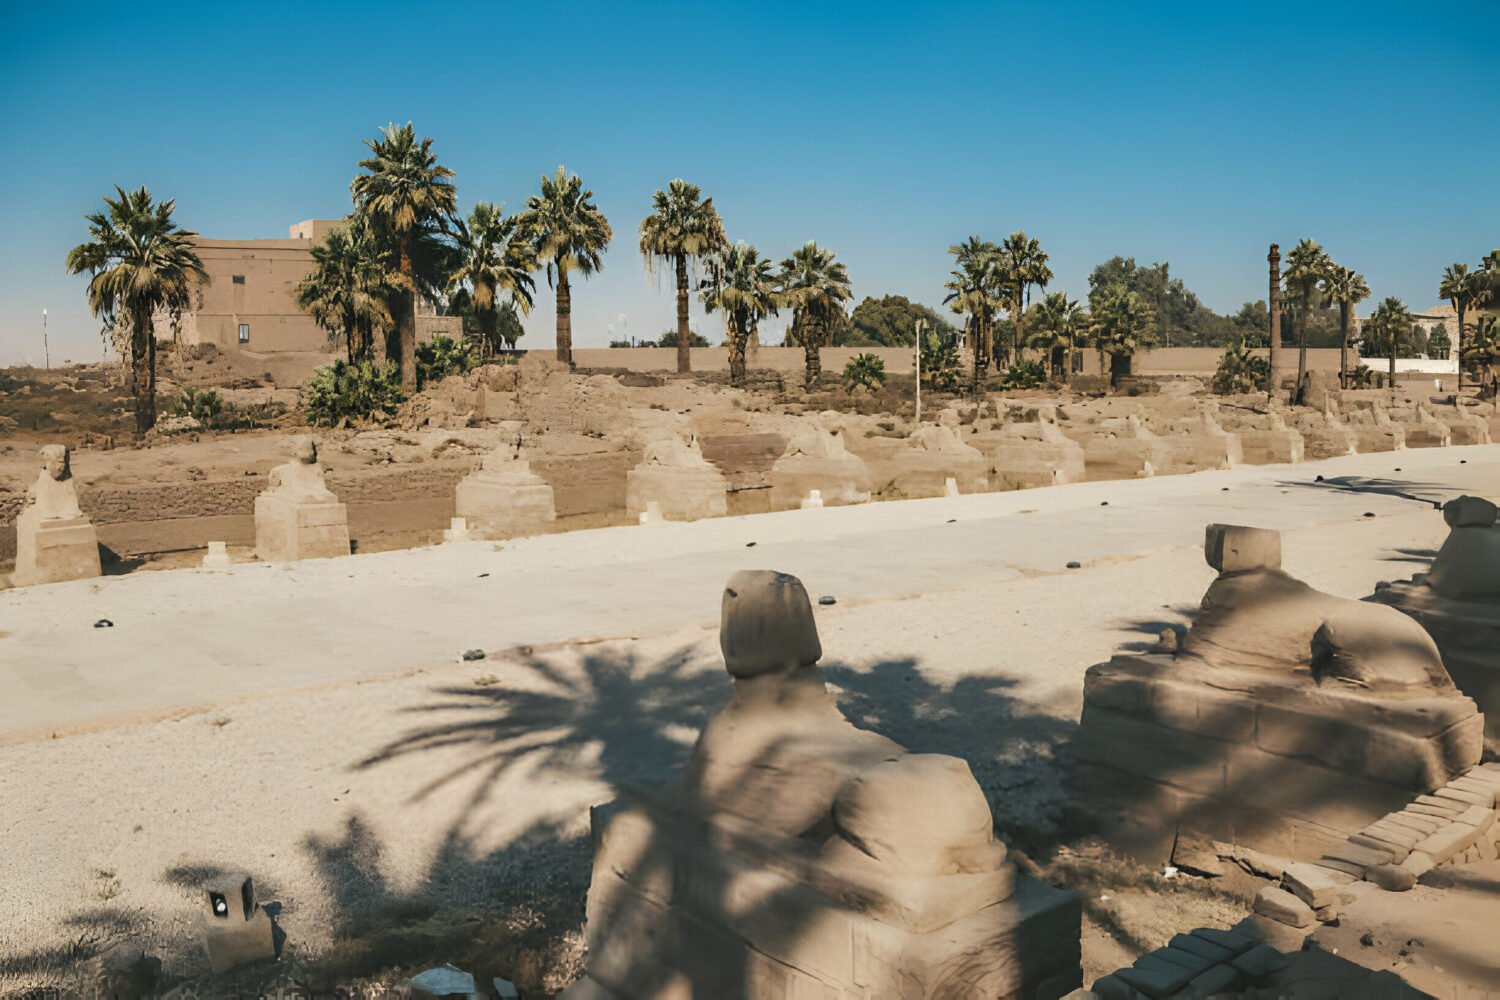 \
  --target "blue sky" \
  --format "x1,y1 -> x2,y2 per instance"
0,1 -> 1495,365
